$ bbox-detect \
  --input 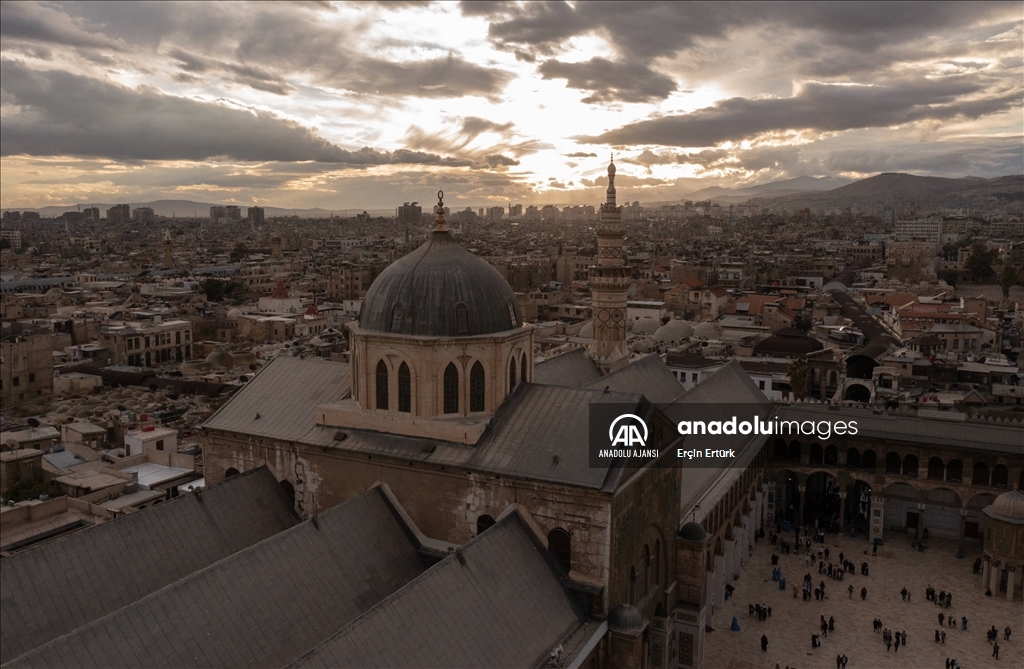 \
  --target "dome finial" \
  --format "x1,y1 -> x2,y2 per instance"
434,189 -> 447,232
